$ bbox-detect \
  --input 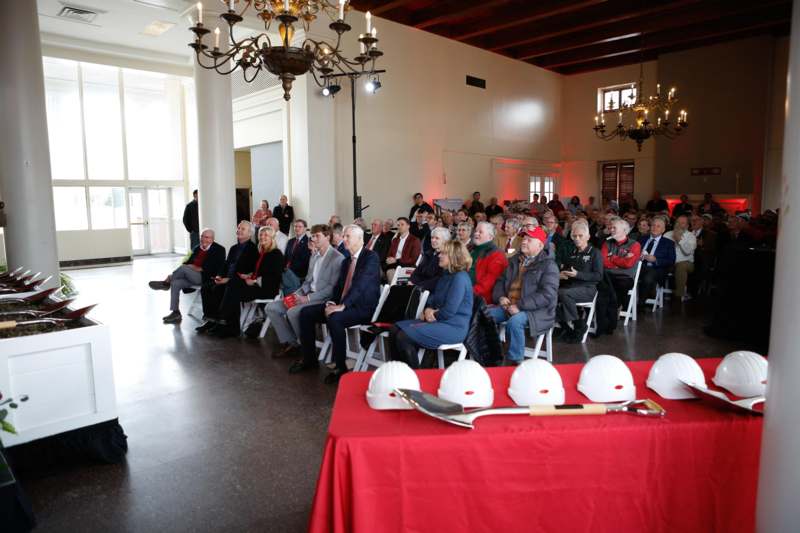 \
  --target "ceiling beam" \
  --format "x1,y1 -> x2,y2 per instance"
512,0 -> 790,61
366,0 -> 416,16
450,0 -> 609,42
552,23 -> 790,75
534,9 -> 791,69
413,0 -> 513,30
481,0 -> 702,52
